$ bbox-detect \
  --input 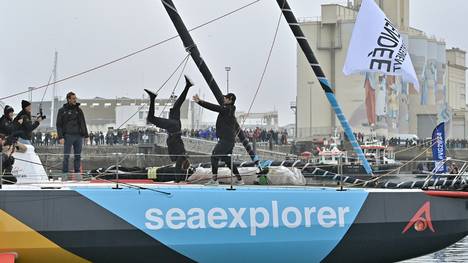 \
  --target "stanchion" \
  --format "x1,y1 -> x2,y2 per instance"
113,153 -> 122,189
337,155 -> 347,192
227,154 -> 234,191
